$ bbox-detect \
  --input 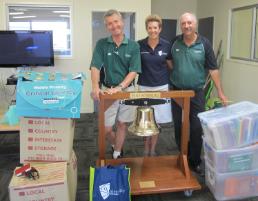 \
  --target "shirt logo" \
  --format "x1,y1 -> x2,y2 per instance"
176,49 -> 180,52
99,183 -> 110,200
158,50 -> 162,56
125,53 -> 131,58
107,52 -> 112,56
140,51 -> 149,54
194,50 -> 202,53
